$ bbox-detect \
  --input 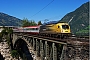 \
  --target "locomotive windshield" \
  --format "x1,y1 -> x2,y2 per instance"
62,25 -> 69,29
